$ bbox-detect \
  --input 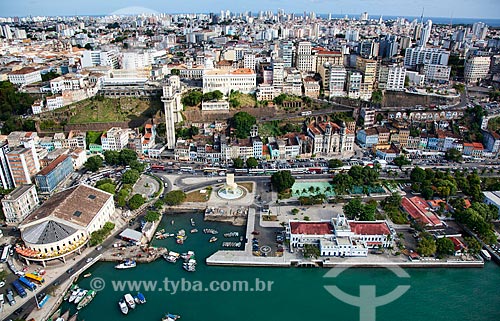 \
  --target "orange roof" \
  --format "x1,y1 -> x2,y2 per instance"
230,68 -> 254,75
290,222 -> 334,235
472,142 -> 484,150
